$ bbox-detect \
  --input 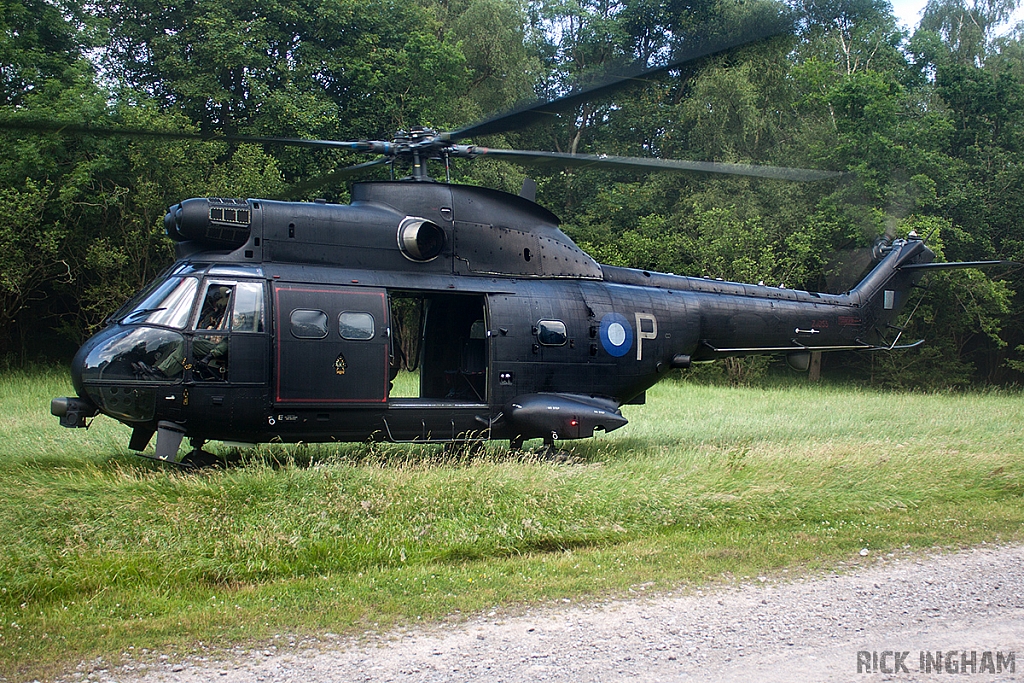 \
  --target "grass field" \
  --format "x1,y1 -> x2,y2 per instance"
1,368 -> 1023,680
